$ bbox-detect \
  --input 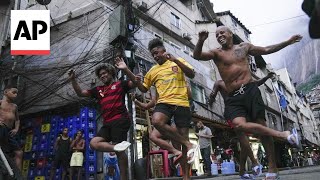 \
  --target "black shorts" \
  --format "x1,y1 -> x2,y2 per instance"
0,125 -> 21,153
224,82 -> 265,122
153,103 -> 192,128
53,152 -> 70,169
97,118 -> 131,144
